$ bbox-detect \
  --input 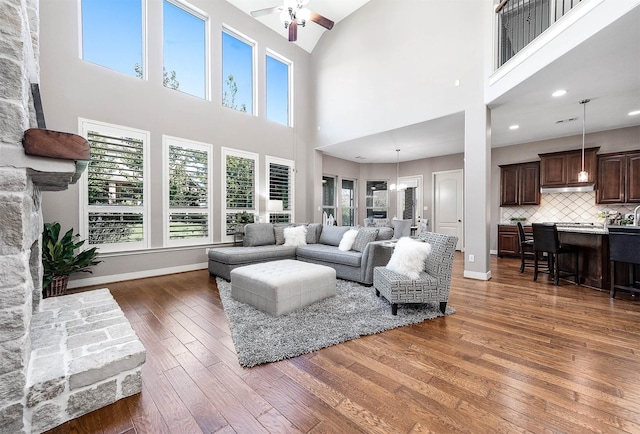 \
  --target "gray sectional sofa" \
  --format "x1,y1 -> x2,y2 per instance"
207,223 -> 394,285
